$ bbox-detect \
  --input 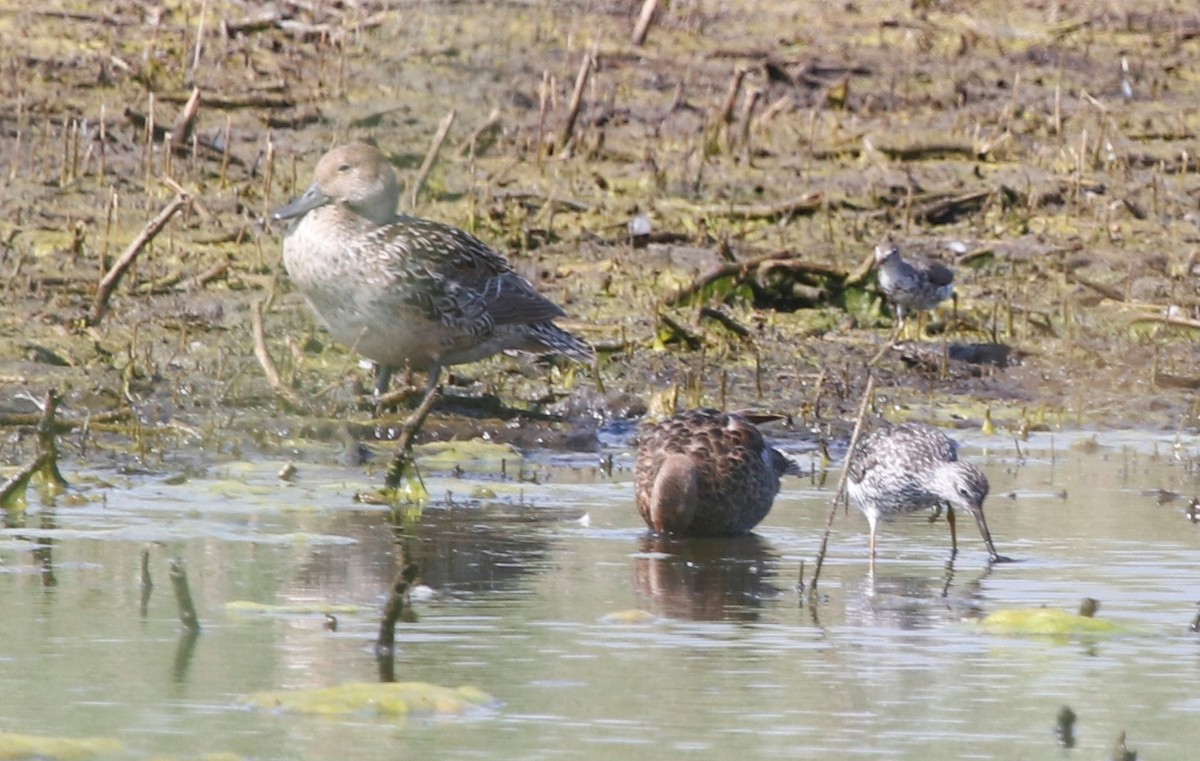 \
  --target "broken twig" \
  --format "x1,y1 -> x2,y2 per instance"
88,193 -> 190,325
410,109 -> 457,208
